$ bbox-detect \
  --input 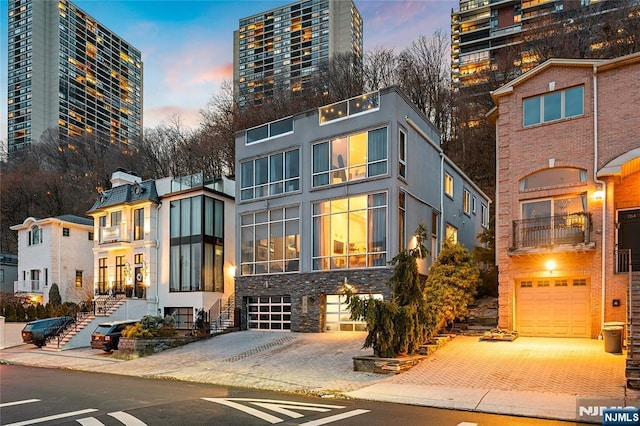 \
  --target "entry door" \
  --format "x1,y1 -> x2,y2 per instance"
134,267 -> 145,298
619,209 -> 640,272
